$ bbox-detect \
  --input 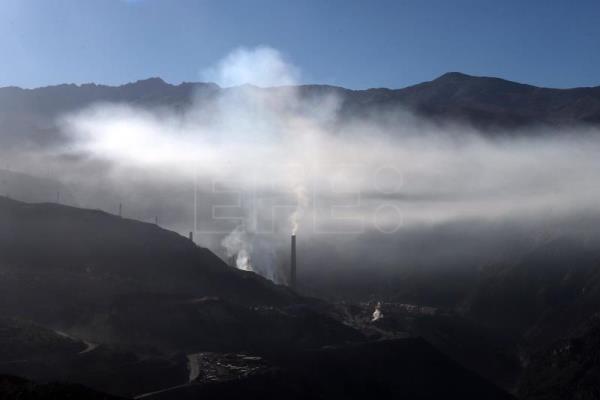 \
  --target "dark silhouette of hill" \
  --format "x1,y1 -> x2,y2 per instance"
297,227 -> 600,393
141,338 -> 514,400
0,196 -> 297,314
0,200 -> 512,399
357,72 -> 600,129
299,72 -> 600,130
87,295 -> 362,354
0,198 -> 365,396
0,320 -> 515,400
0,317 -> 187,397
0,317 -> 84,360
0,375 -> 125,400
0,196 -> 357,354
518,314 -> 600,400
467,237 -> 600,348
